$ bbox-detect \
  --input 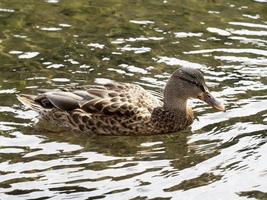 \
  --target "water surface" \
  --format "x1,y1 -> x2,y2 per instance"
0,0 -> 266,199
